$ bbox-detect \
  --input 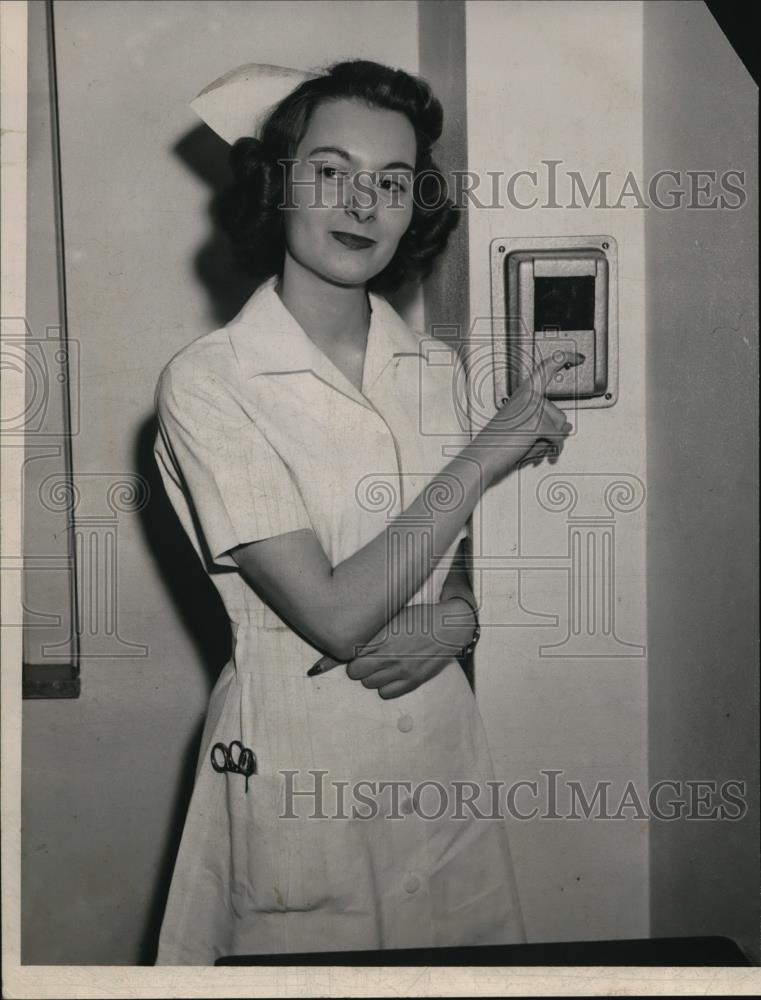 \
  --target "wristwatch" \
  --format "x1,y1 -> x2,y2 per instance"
450,594 -> 481,658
